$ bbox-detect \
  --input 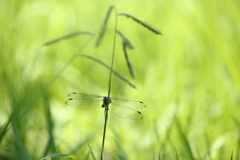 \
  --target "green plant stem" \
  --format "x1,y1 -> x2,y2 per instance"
107,7 -> 118,99
100,106 -> 109,160
100,7 -> 118,160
